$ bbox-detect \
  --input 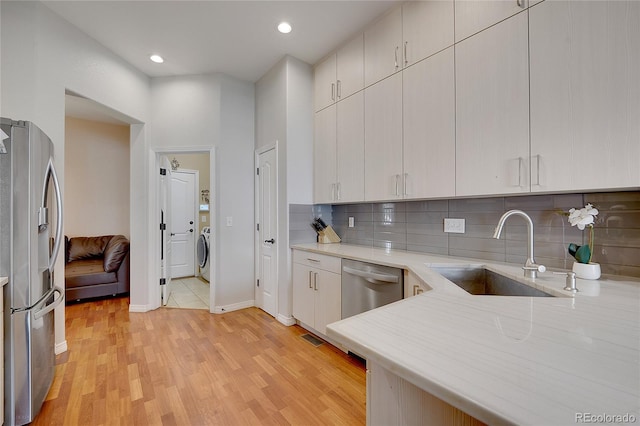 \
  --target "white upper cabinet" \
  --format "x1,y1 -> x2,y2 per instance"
364,7 -> 403,87
402,0 -> 454,67
455,0 -> 527,42
455,12 -> 530,197
314,105 -> 337,203
336,92 -> 365,203
314,54 -> 336,112
529,0 -> 640,192
365,73 -> 403,201
336,33 -> 364,101
403,47 -> 456,199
